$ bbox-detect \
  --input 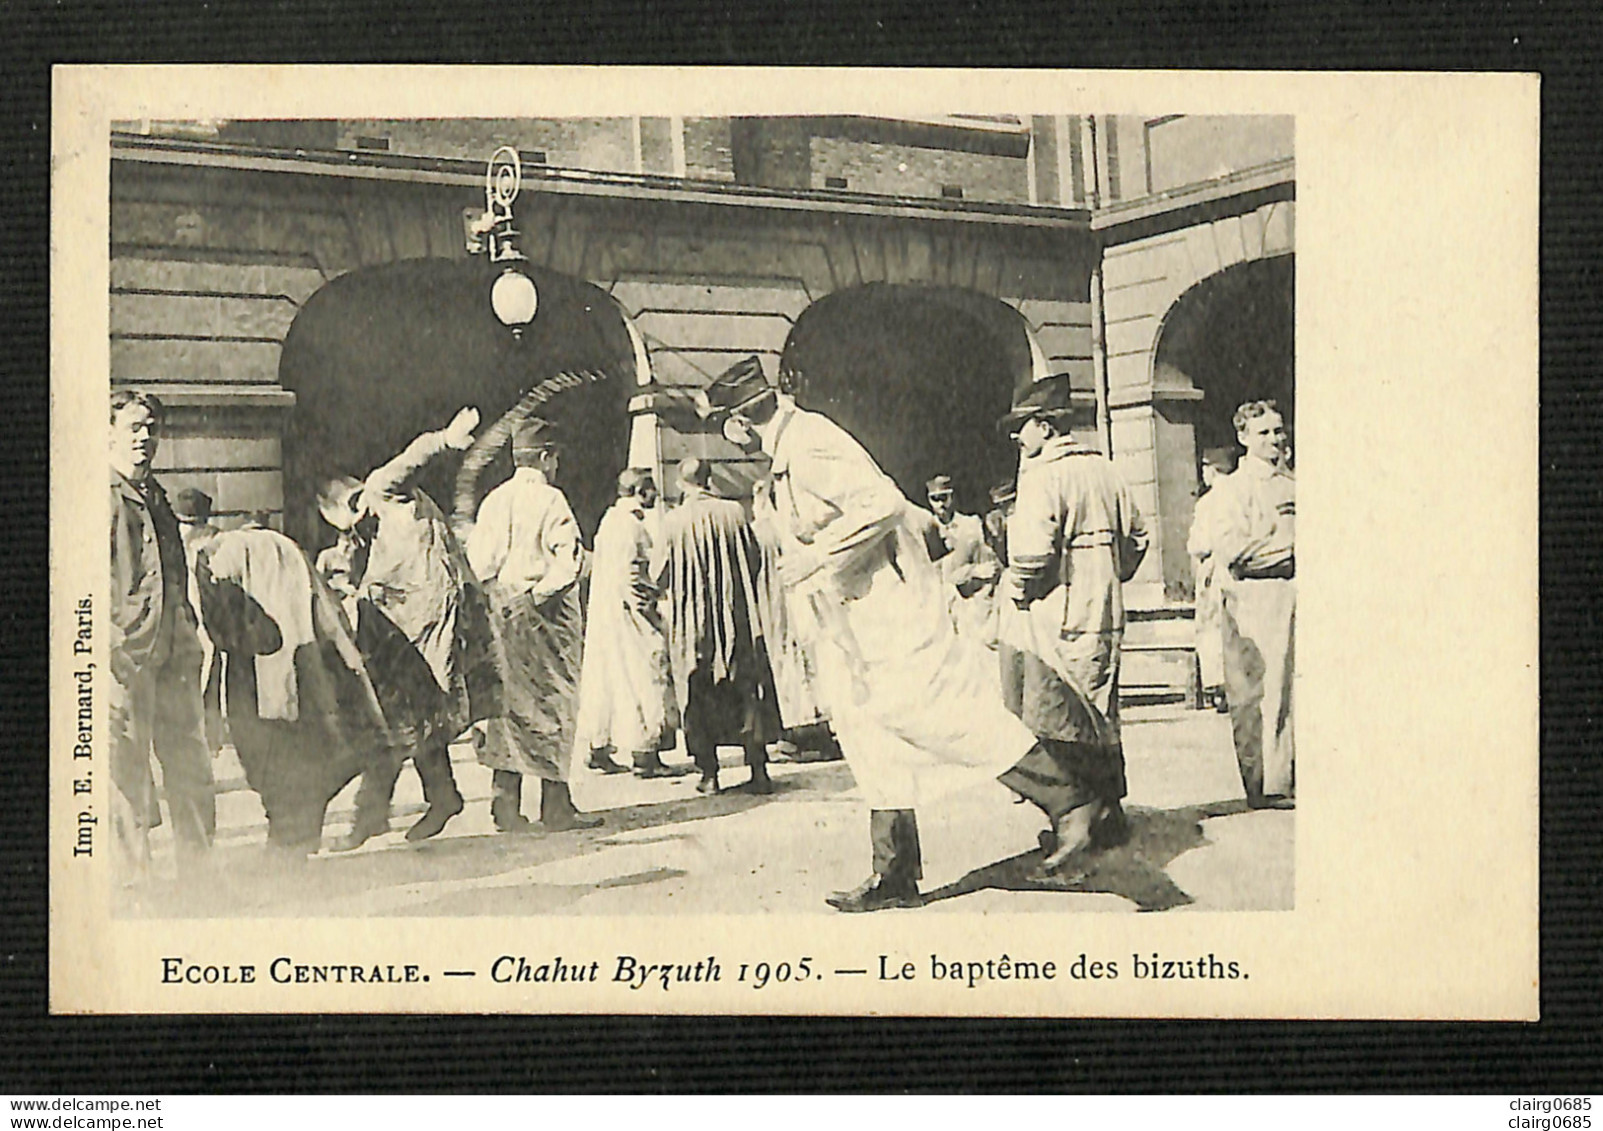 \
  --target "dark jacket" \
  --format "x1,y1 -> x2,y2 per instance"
110,470 -> 201,679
